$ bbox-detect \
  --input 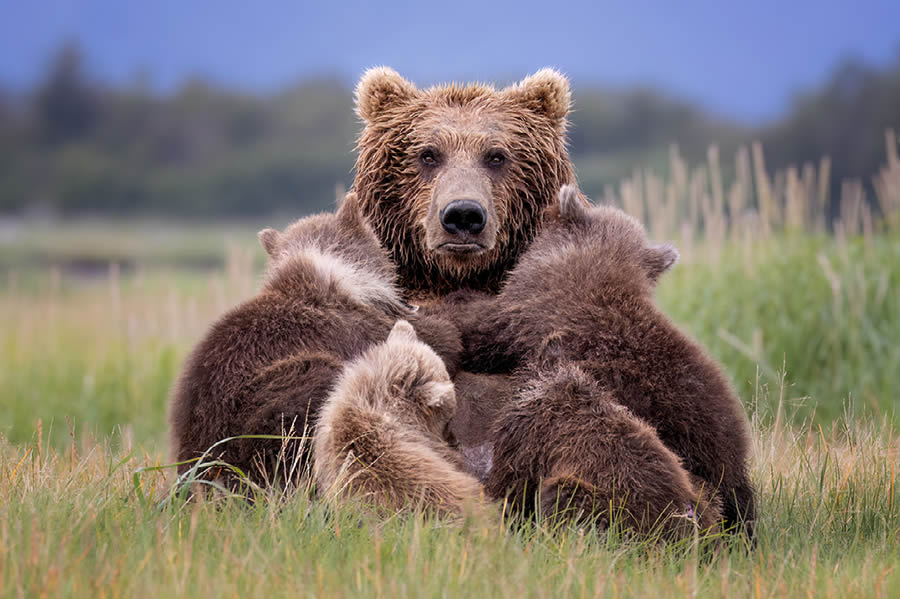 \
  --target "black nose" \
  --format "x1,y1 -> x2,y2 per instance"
440,200 -> 486,235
